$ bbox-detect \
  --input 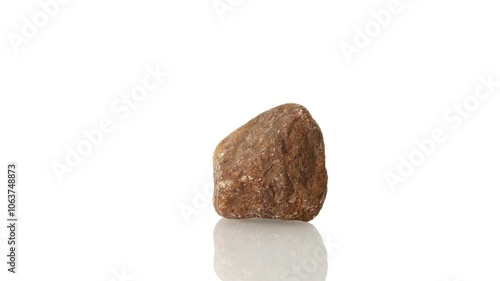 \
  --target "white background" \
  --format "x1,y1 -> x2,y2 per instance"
1,0 -> 500,280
